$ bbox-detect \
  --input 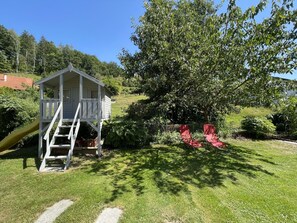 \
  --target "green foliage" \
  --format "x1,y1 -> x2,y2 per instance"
126,99 -> 159,120
0,25 -> 16,72
271,96 -> 297,134
0,50 -> 11,72
101,76 -> 123,95
0,24 -> 124,80
120,0 -> 296,123
241,116 -> 276,138
122,77 -> 142,94
154,131 -> 181,145
19,31 -> 36,73
104,120 -> 150,148
0,91 -> 39,140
